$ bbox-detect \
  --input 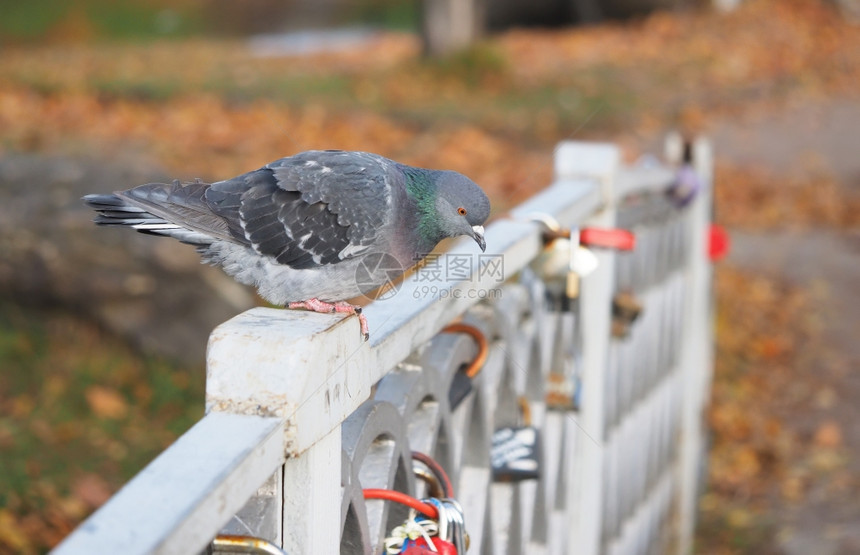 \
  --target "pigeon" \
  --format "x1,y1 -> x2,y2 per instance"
83,150 -> 490,339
